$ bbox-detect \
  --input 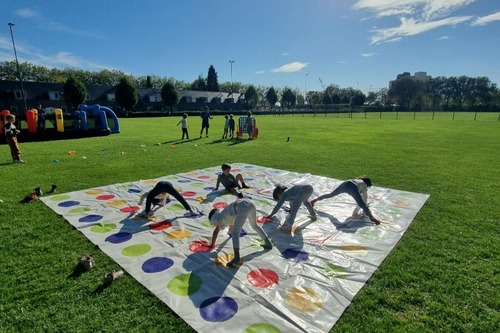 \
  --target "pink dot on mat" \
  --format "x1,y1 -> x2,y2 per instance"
247,269 -> 279,288
120,206 -> 141,213
181,191 -> 197,197
213,202 -> 227,209
96,194 -> 115,200
189,240 -> 211,252
197,175 -> 210,179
